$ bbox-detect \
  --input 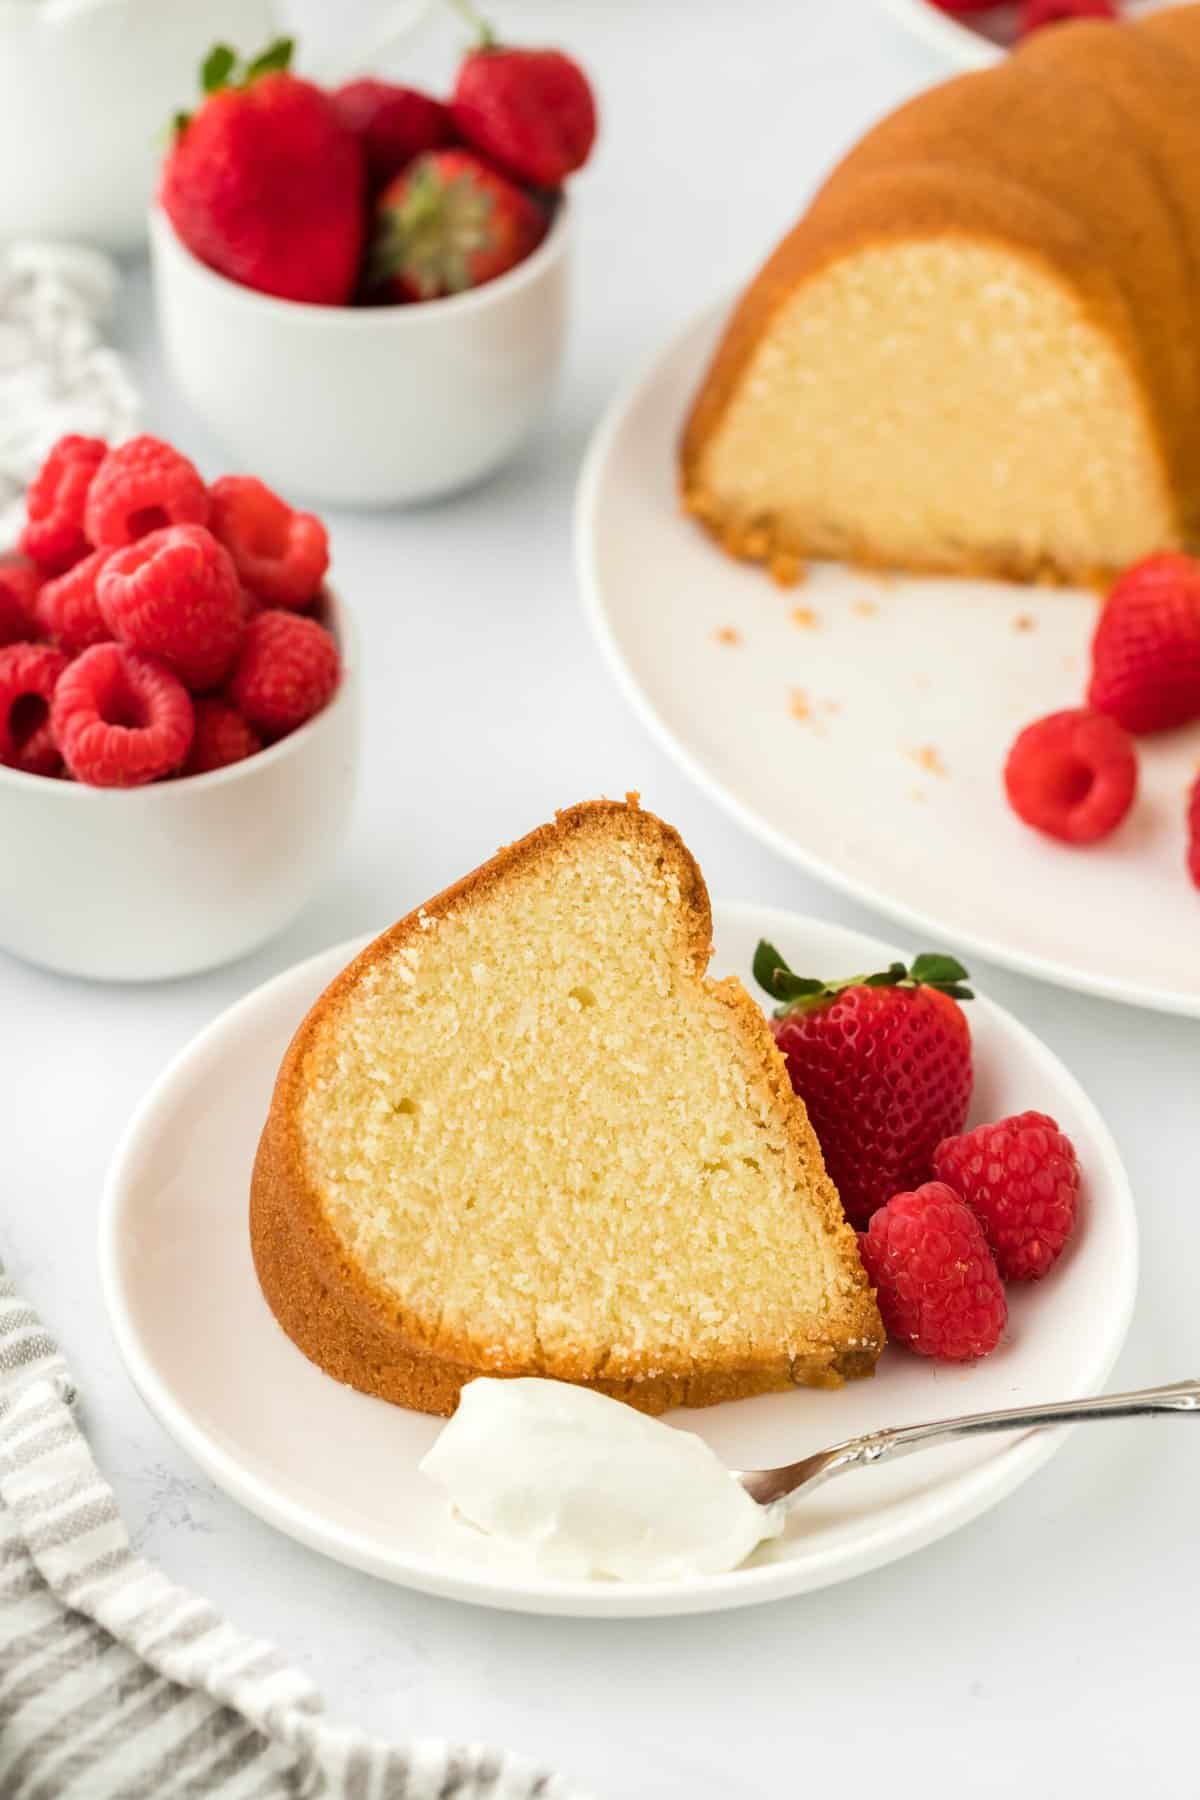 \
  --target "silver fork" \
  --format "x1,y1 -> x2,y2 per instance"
736,1379 -> 1200,1508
